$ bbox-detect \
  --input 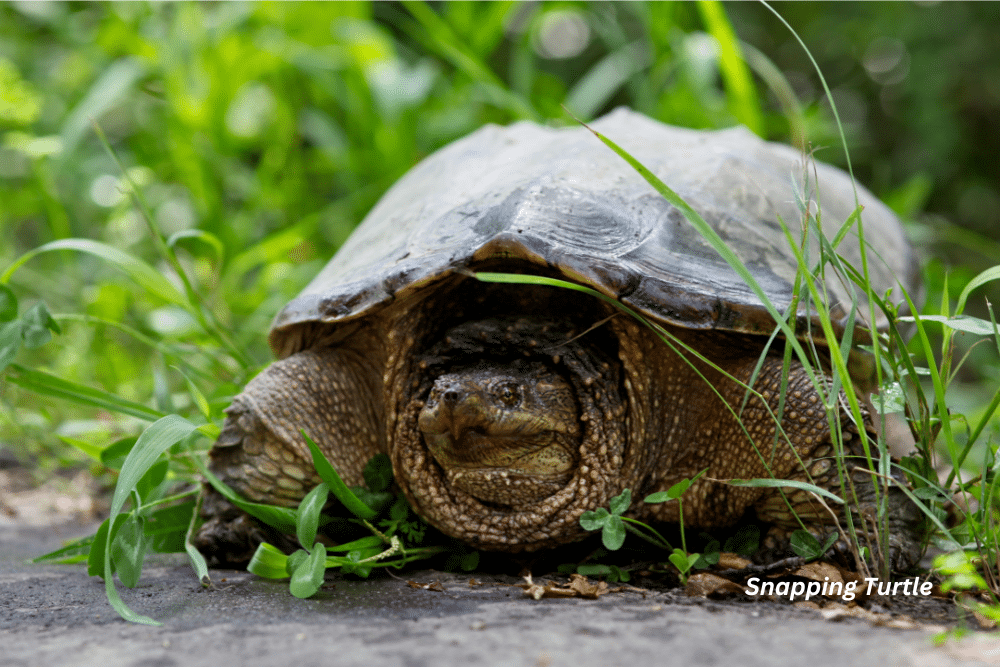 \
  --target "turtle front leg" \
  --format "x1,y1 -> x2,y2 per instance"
195,342 -> 384,564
